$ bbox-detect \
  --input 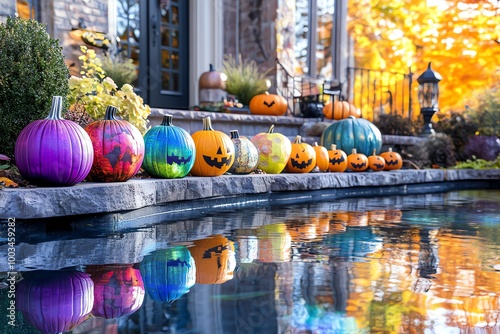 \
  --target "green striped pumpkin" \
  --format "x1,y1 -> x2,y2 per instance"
320,116 -> 382,156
